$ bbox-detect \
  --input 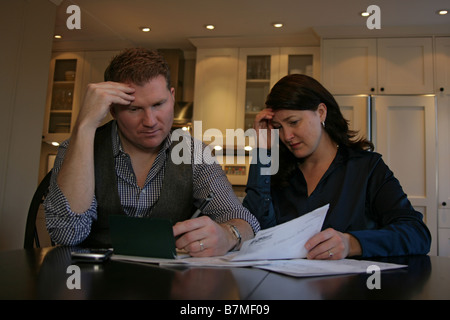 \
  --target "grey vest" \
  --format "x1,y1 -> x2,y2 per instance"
82,121 -> 194,248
